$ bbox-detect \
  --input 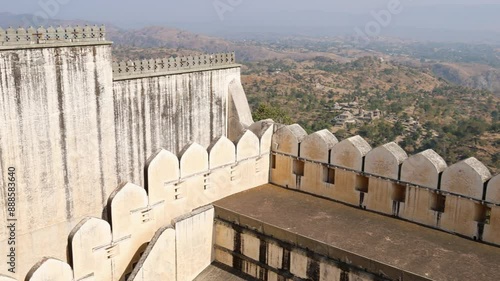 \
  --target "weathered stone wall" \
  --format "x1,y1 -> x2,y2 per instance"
270,124 -> 499,247
12,121 -> 272,281
0,41 -> 253,280
0,43 -> 116,278
112,67 -> 242,184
